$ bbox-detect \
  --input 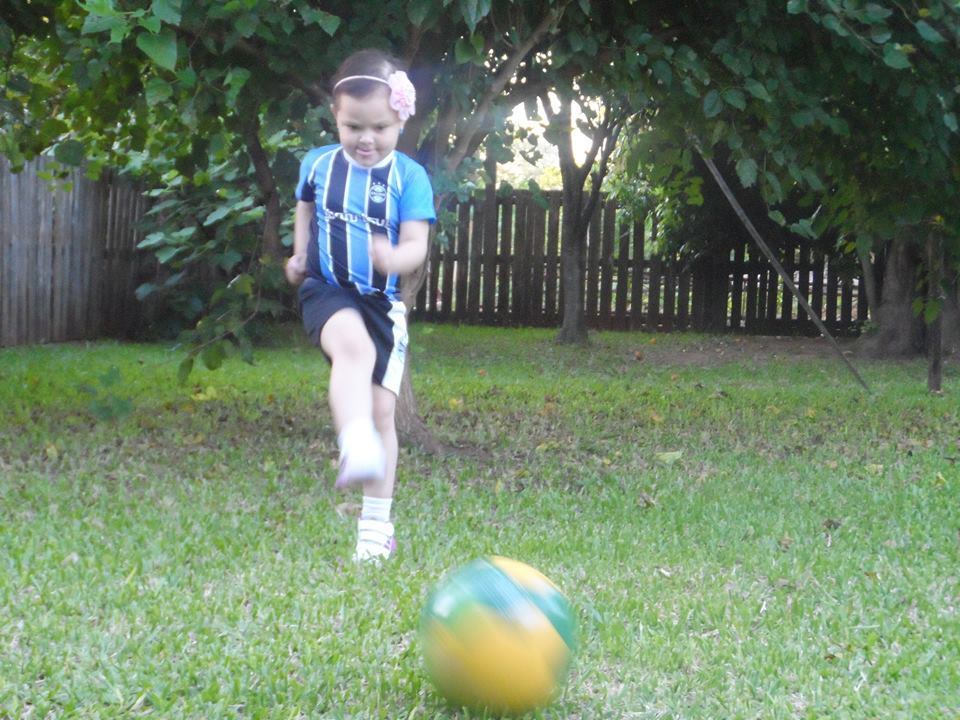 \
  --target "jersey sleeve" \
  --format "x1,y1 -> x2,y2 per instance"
295,147 -> 322,203
399,161 -> 436,224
